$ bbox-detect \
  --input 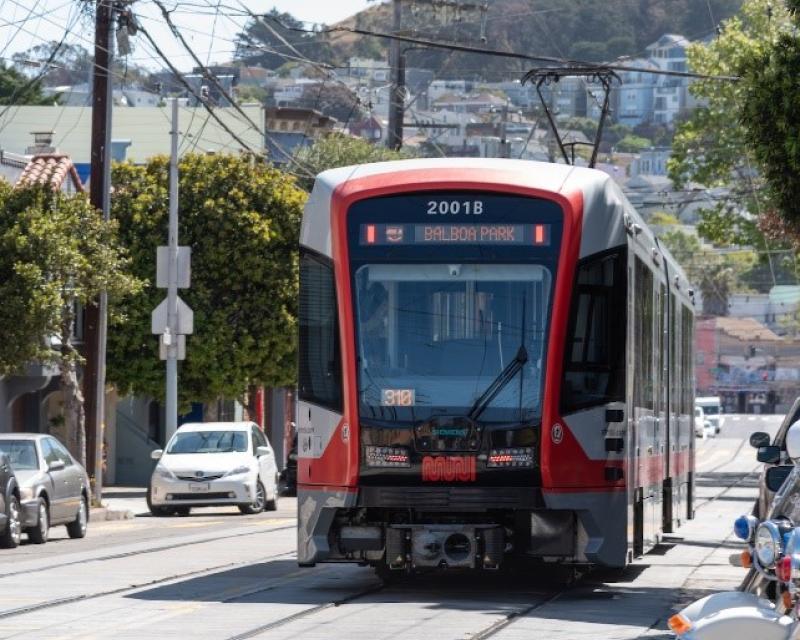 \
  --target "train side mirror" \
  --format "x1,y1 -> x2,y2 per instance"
786,423 -> 800,461
750,432 -> 770,448
766,465 -> 794,492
